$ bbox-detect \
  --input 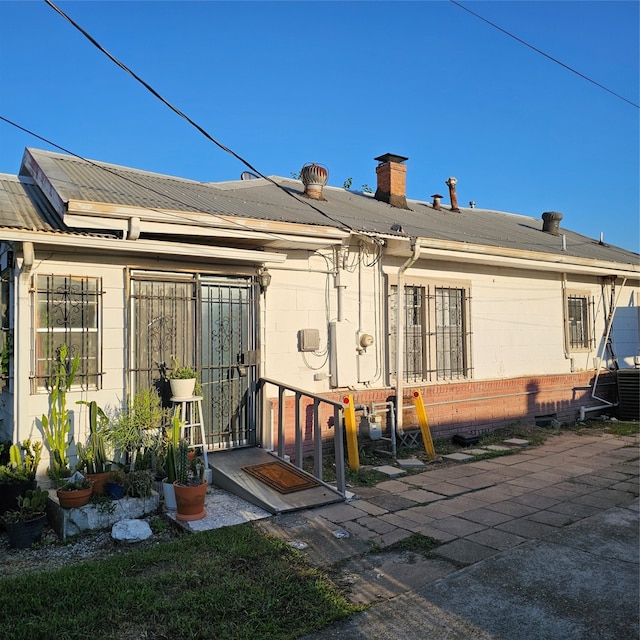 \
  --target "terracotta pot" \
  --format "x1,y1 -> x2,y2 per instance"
173,481 -> 207,521
85,472 -> 110,495
56,486 -> 93,509
5,514 -> 47,549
